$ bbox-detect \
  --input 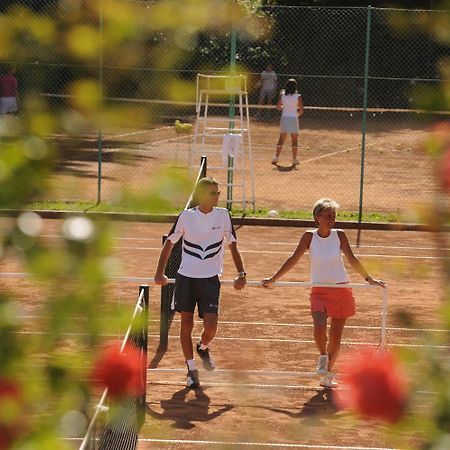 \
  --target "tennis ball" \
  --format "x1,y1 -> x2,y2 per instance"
267,210 -> 279,218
